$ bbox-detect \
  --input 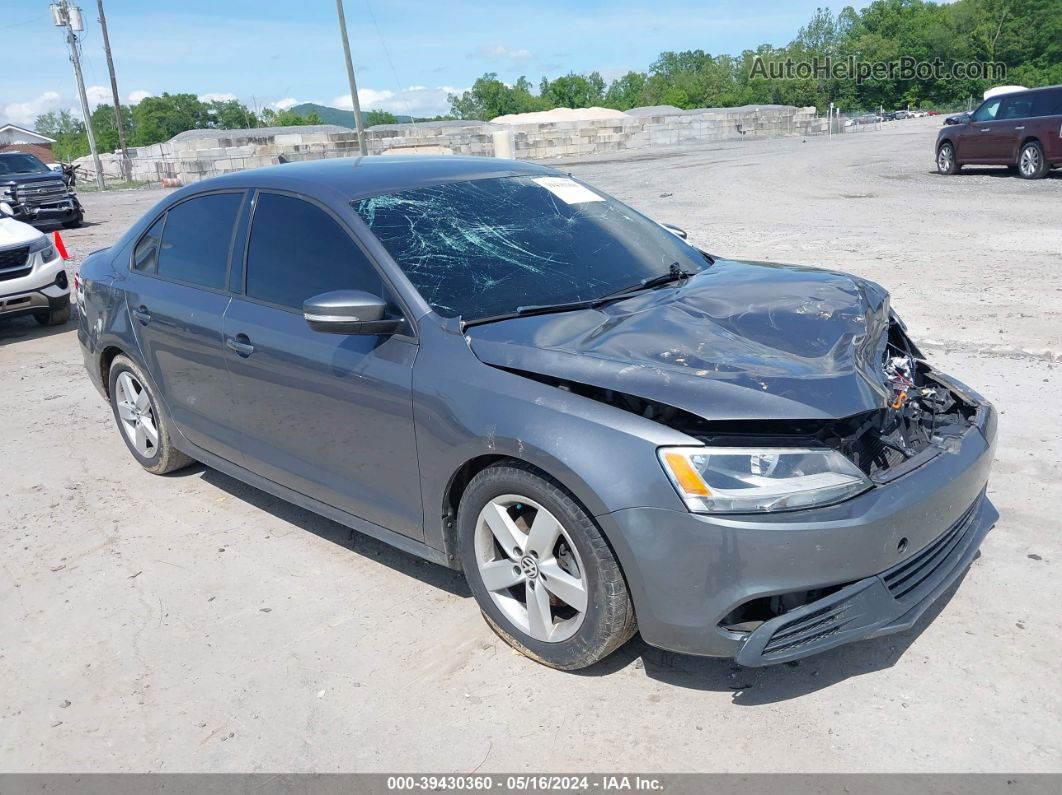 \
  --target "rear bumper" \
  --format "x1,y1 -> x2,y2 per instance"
598,396 -> 997,664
